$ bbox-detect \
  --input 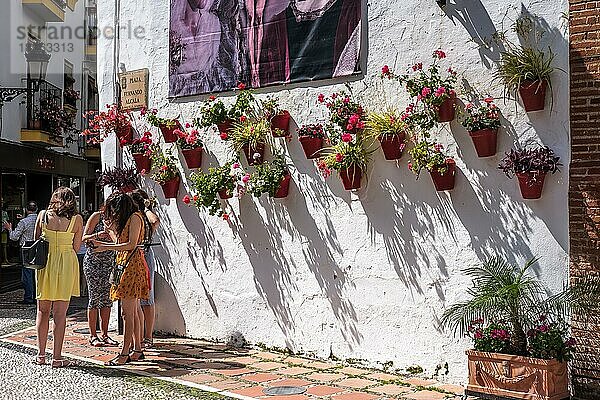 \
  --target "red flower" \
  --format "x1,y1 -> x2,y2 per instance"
381,65 -> 390,77
318,93 -> 325,103
239,115 -> 247,122
341,133 -> 352,142
174,129 -> 186,138
193,195 -> 198,201
209,95 -> 216,101
119,138 -> 128,146
346,123 -> 354,131
222,213 -> 230,220
185,123 -> 191,128
161,165 -> 168,171
237,82 -> 246,90
220,132 -> 228,140
433,49 -> 446,59
182,195 -> 191,204
335,153 -> 344,162
355,121 -> 365,130
140,169 -> 146,175
484,97 -> 494,104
